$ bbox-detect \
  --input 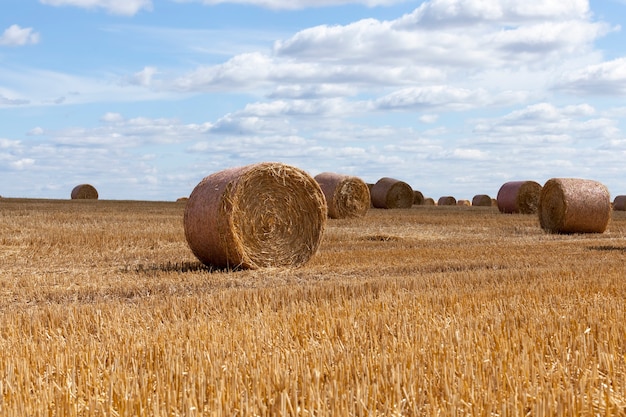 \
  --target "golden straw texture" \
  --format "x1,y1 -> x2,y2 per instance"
314,172 -> 370,219
472,194 -> 492,207
613,195 -> 626,211
184,162 -> 327,269
71,184 -> 98,200
538,178 -> 611,234
370,177 -> 414,209
497,181 -> 542,214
